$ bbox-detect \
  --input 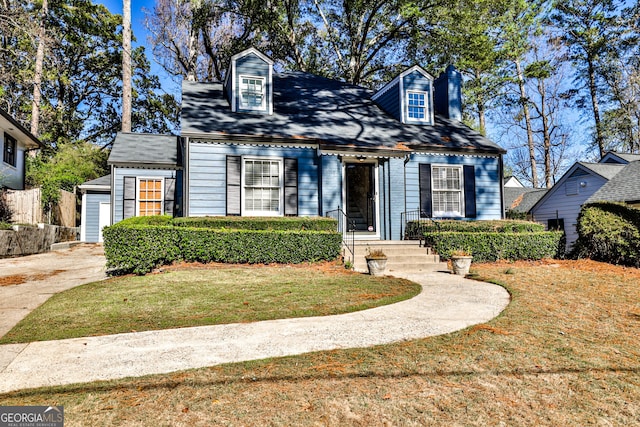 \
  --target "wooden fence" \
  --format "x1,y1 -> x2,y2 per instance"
4,188 -> 76,227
